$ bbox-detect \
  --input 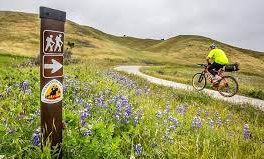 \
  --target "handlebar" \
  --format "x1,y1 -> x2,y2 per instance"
197,64 -> 208,67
